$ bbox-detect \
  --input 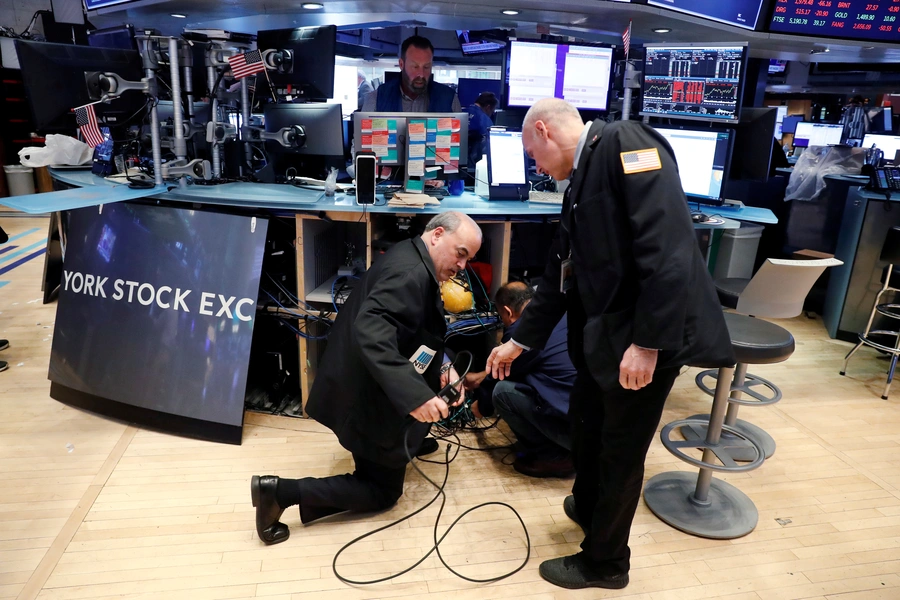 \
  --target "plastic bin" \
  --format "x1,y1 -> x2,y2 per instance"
3,165 -> 35,197
713,223 -> 764,280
